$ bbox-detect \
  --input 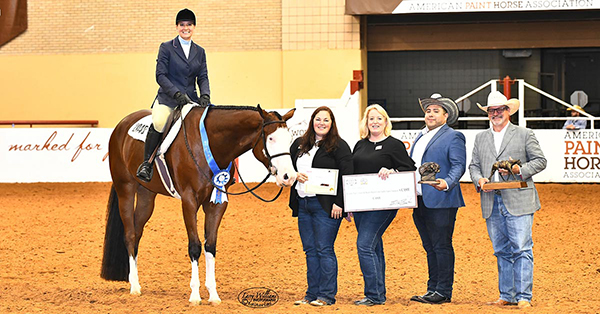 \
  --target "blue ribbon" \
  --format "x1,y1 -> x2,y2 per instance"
199,106 -> 232,204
